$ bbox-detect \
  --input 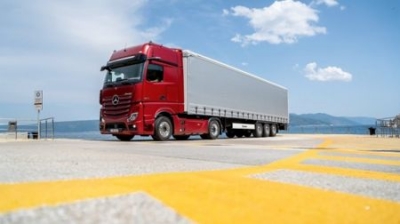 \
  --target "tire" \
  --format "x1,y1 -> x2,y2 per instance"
152,116 -> 173,141
115,135 -> 134,141
203,119 -> 220,140
262,124 -> 270,137
173,135 -> 190,140
270,124 -> 277,137
253,122 -> 263,137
